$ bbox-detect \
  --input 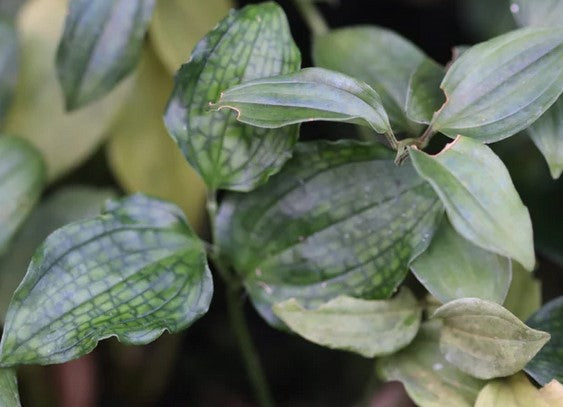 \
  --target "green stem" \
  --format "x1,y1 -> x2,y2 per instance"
292,0 -> 329,36
226,285 -> 275,407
